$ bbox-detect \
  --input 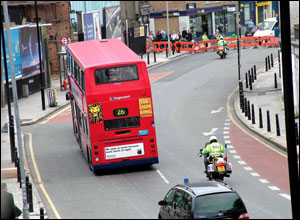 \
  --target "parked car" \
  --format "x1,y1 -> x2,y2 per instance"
158,179 -> 249,219
245,26 -> 258,37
